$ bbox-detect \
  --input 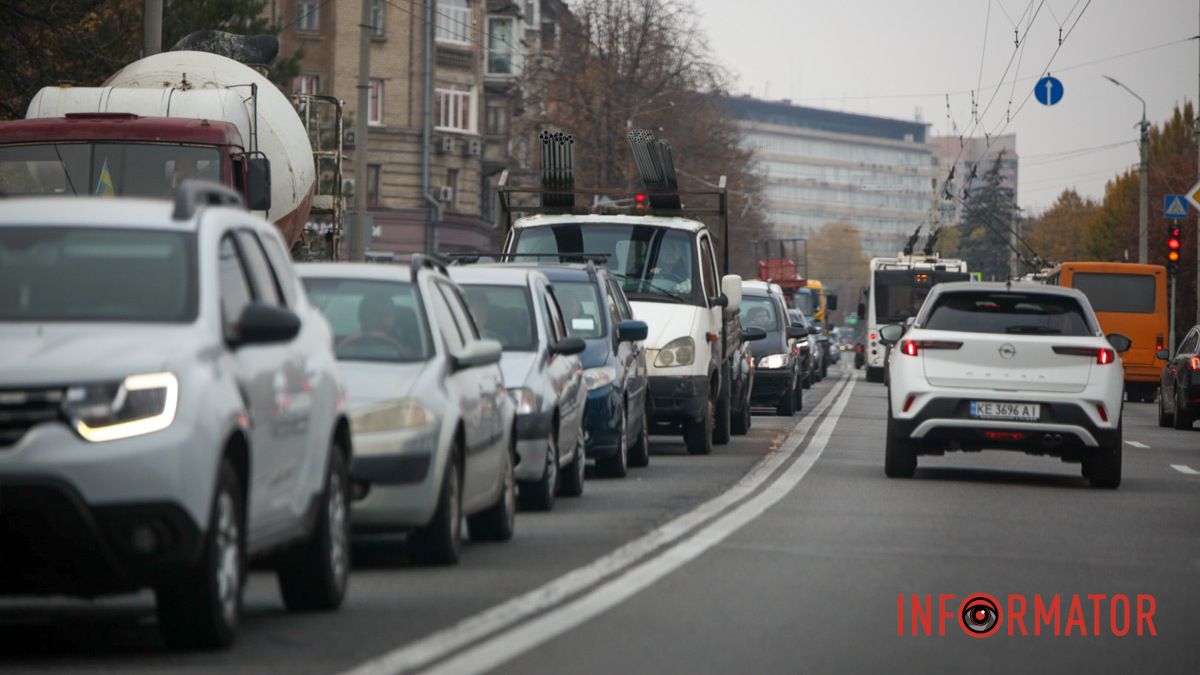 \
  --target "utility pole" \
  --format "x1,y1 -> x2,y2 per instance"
350,0 -> 371,262
1195,4 -> 1199,338
1104,76 -> 1149,263
143,0 -> 162,57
